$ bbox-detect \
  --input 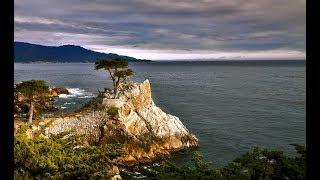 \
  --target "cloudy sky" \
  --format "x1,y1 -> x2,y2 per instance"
14,0 -> 306,60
